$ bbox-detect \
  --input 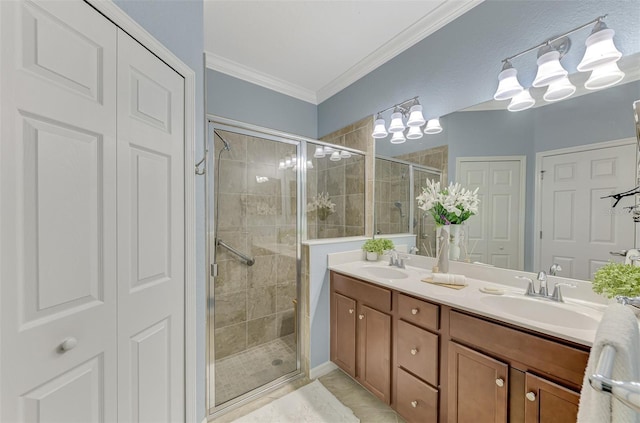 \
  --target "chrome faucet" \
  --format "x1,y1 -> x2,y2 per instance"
516,273 -> 575,303
388,249 -> 406,269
